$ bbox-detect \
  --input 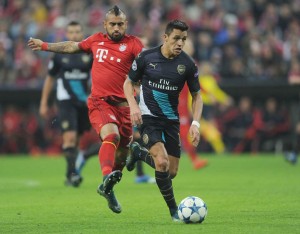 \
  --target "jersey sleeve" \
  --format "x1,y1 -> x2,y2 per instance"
131,37 -> 144,57
187,63 -> 200,93
128,52 -> 145,83
78,33 -> 98,52
48,55 -> 60,77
